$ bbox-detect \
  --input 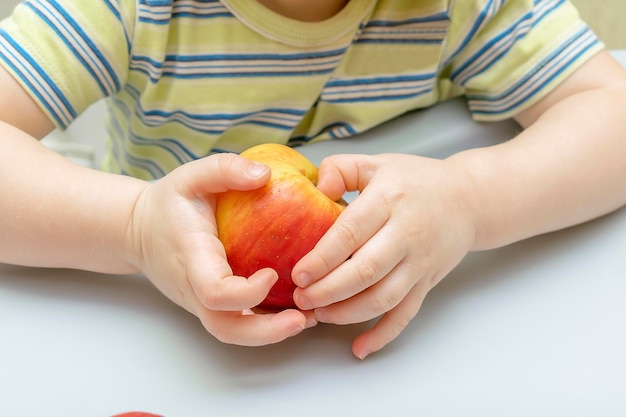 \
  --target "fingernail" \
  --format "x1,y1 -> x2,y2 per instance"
357,349 -> 372,360
290,323 -> 305,337
247,162 -> 269,178
295,294 -> 313,310
313,308 -> 328,323
304,315 -> 318,329
295,272 -> 312,287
